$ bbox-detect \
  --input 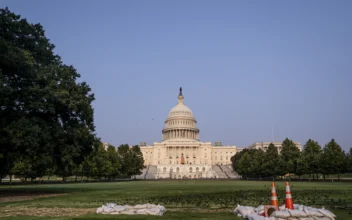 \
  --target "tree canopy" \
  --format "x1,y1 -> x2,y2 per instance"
232,138 -> 350,180
0,8 -> 148,182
